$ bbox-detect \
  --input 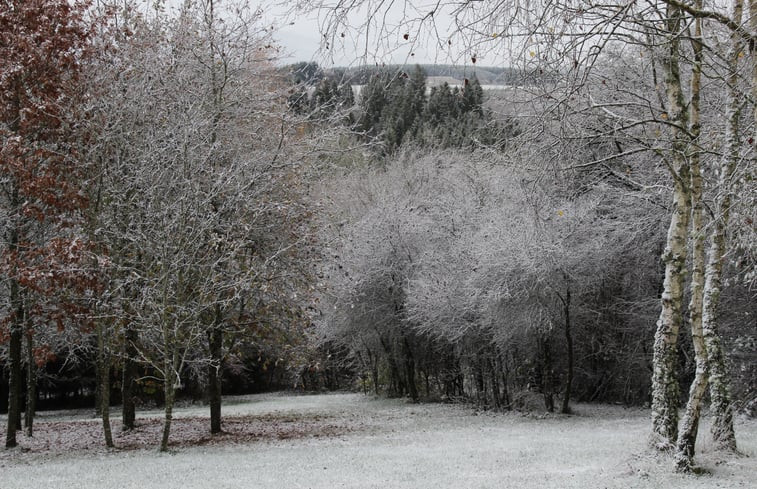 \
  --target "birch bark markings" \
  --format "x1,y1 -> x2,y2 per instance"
699,0 -> 748,452
650,3 -> 692,450
675,8 -> 707,470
